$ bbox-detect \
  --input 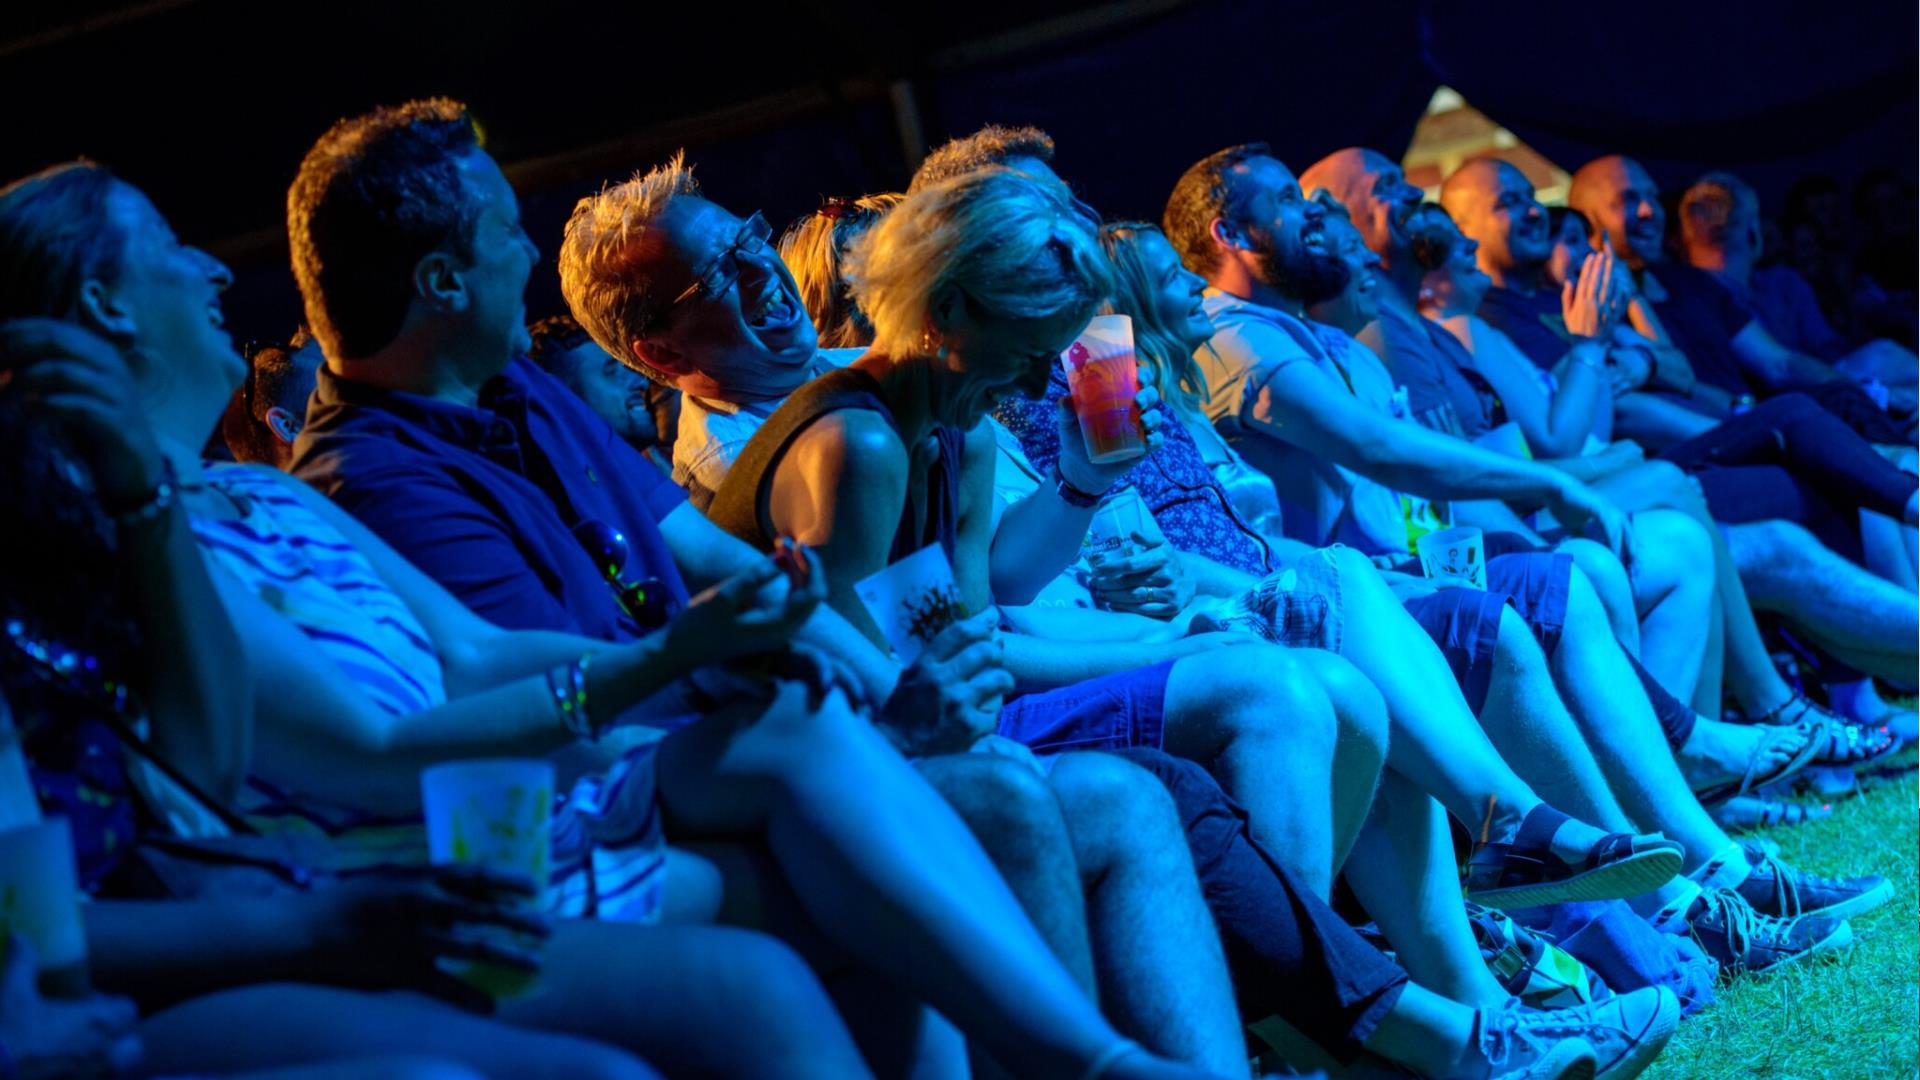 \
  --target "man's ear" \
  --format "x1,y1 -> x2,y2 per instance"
75,278 -> 137,341
265,406 -> 302,445
412,251 -> 468,314
631,337 -> 691,380
1209,216 -> 1242,253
